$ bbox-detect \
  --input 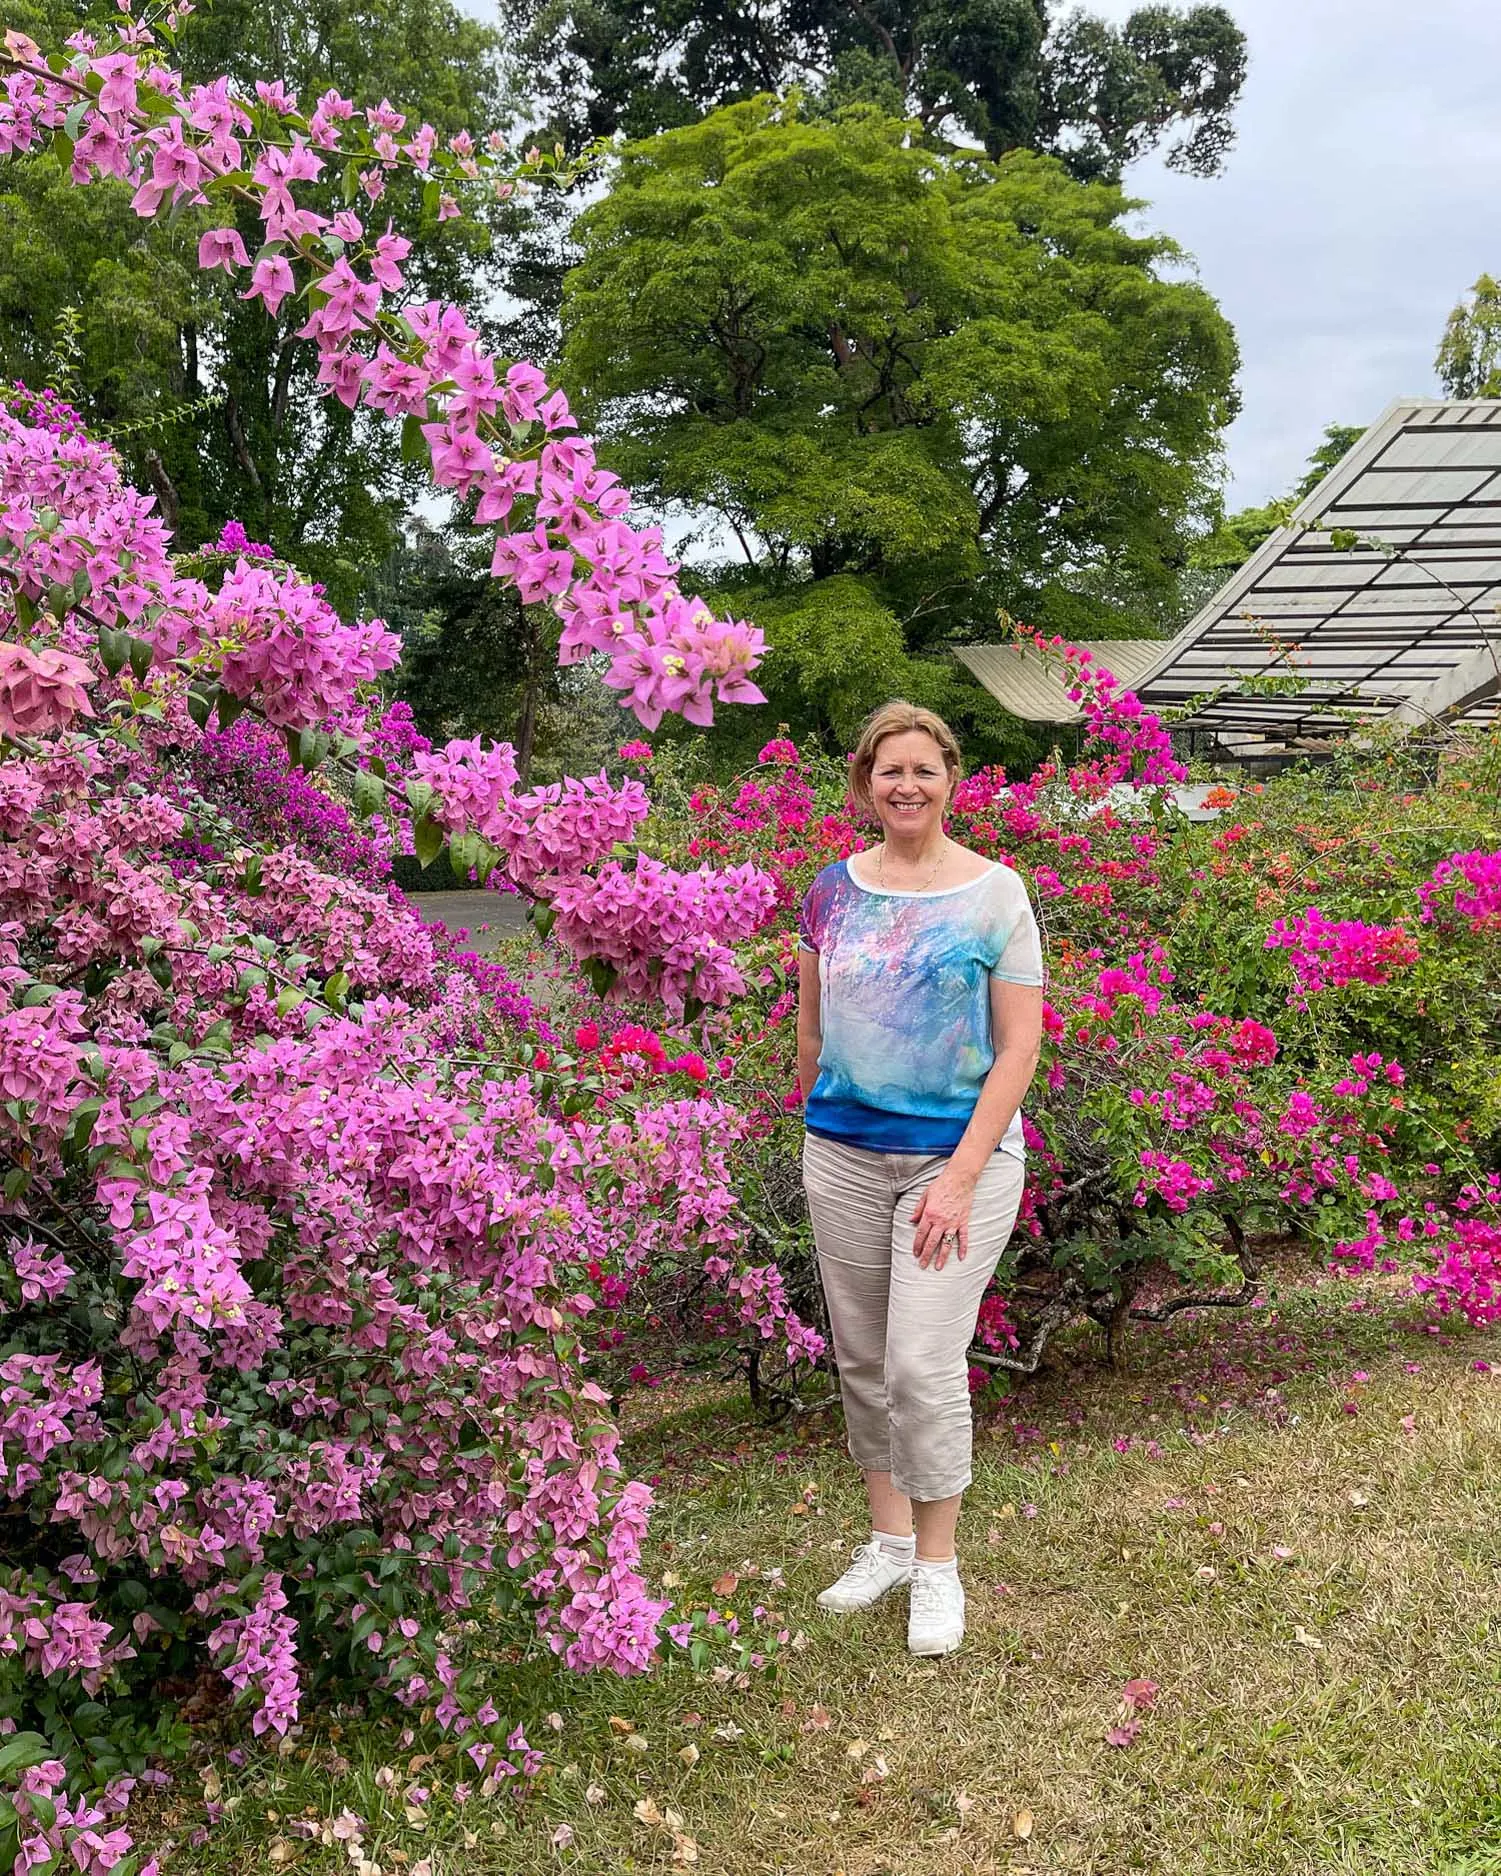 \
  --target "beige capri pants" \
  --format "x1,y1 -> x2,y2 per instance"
802,1131 -> 1026,1502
